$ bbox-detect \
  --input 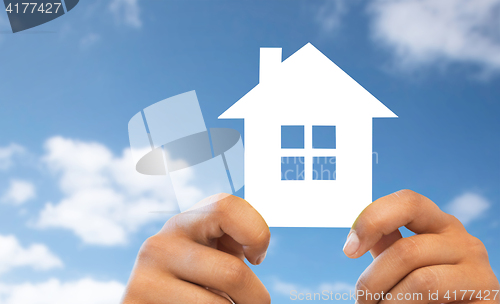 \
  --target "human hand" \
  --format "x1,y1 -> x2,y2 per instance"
344,189 -> 500,303
121,193 -> 271,304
